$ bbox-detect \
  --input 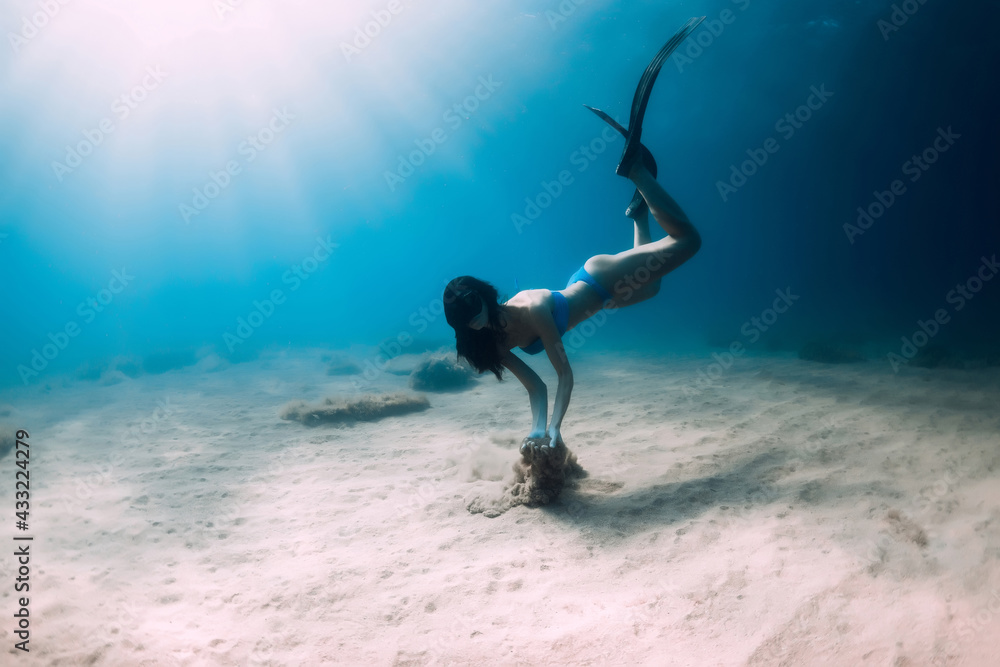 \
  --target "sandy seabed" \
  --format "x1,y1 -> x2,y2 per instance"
1,349 -> 999,666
